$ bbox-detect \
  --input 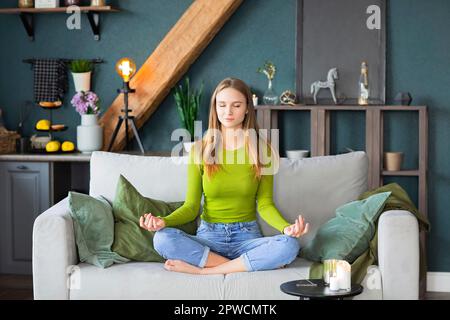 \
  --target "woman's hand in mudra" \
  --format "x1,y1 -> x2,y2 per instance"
139,213 -> 166,232
283,215 -> 309,238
